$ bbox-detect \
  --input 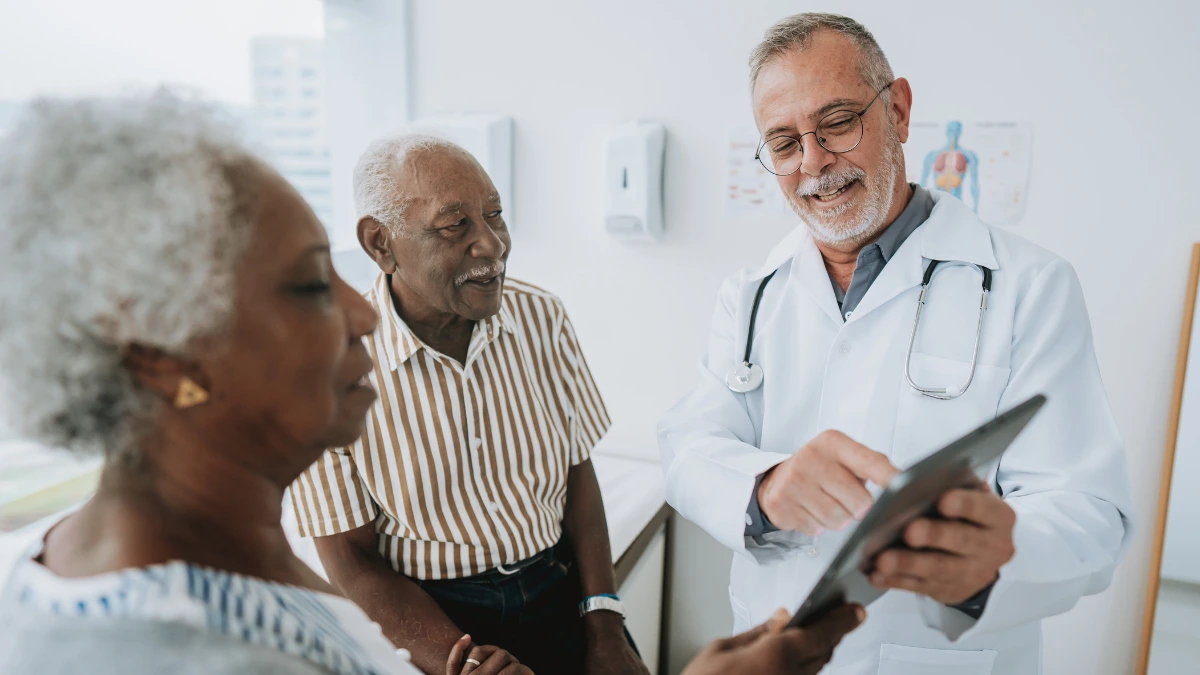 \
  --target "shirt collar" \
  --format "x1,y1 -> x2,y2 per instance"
371,273 -> 516,372
872,183 -> 933,263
